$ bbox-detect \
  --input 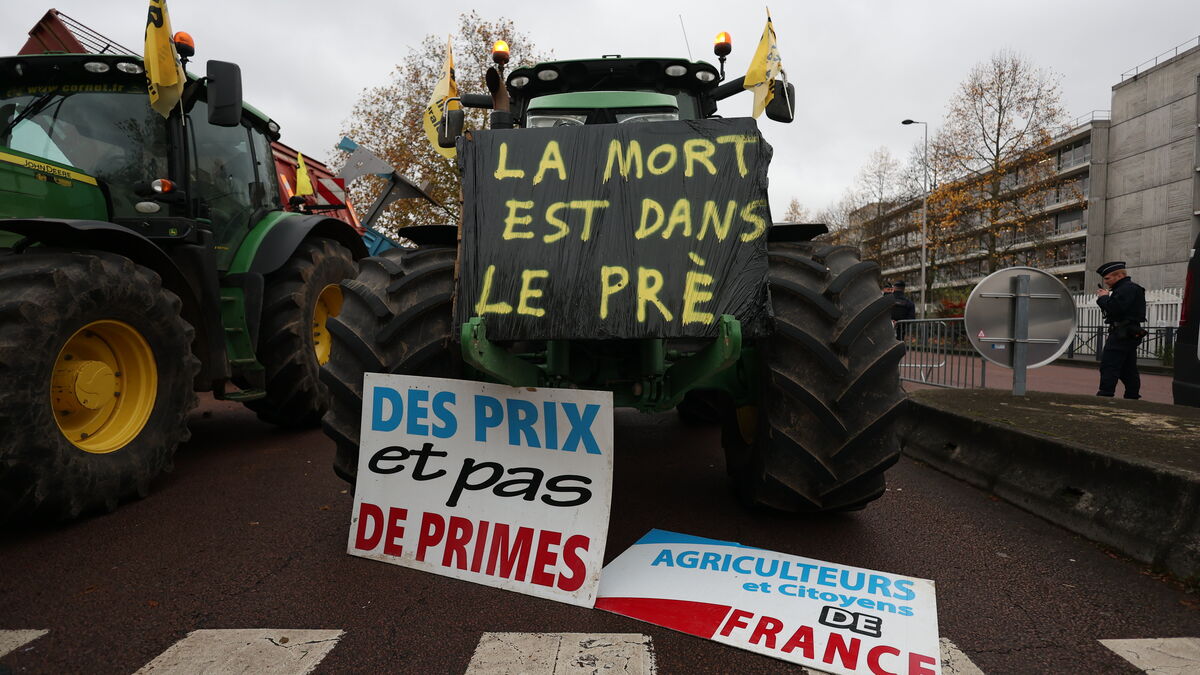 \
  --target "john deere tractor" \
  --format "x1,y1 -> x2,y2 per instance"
0,47 -> 366,520
321,41 -> 905,513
